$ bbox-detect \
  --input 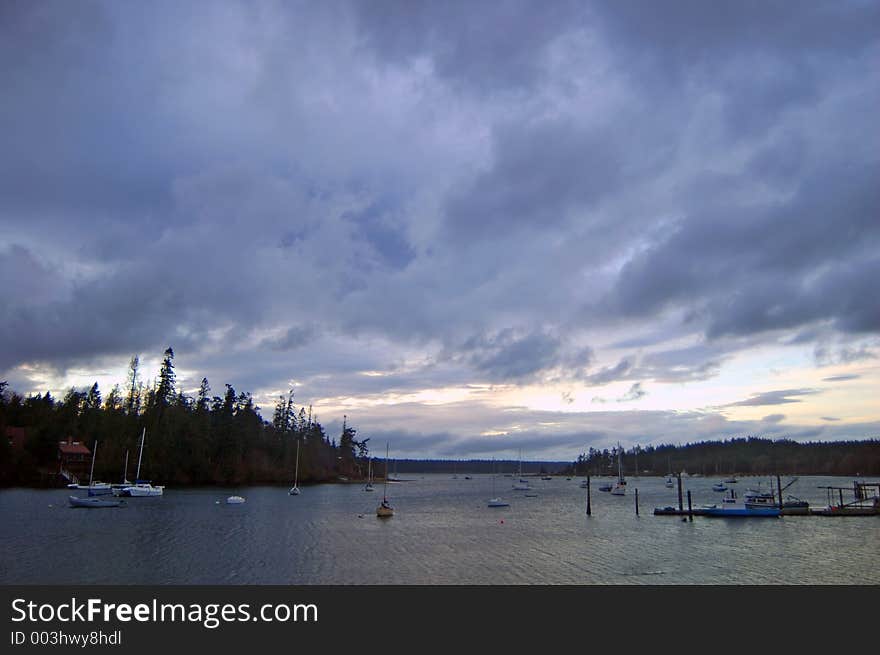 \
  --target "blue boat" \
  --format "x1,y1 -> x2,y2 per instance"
703,505 -> 780,518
